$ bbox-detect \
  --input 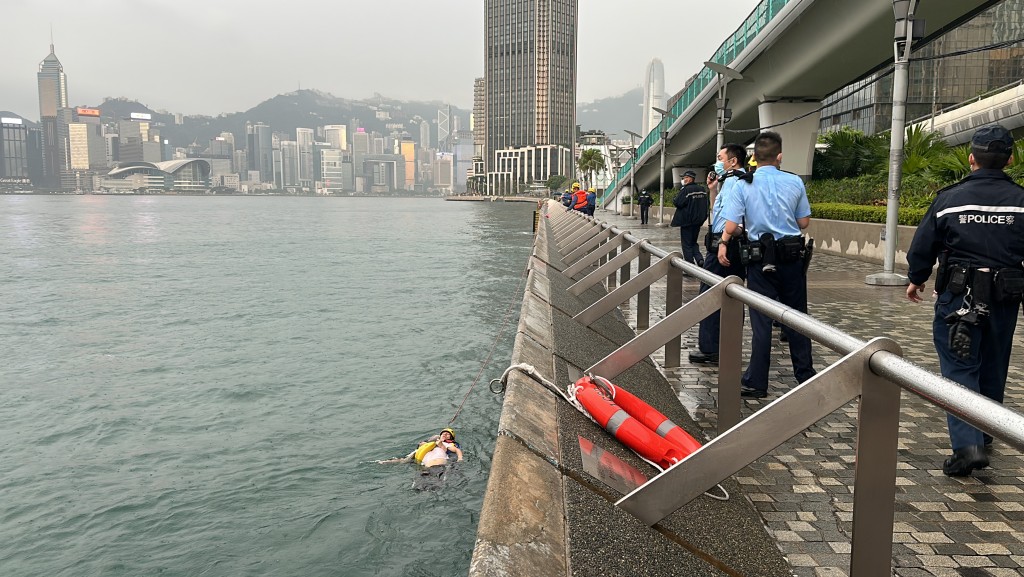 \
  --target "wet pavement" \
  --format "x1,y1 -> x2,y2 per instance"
590,208 -> 1024,577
